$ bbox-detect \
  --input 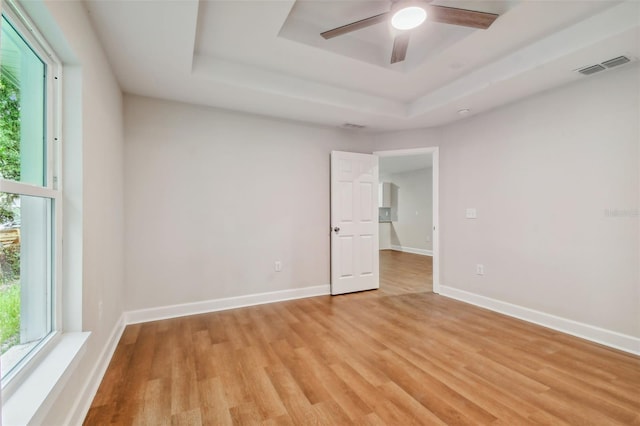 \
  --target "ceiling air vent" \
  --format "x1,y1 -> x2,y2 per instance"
342,123 -> 366,130
576,56 -> 633,76
578,64 -> 606,75
601,56 -> 630,68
